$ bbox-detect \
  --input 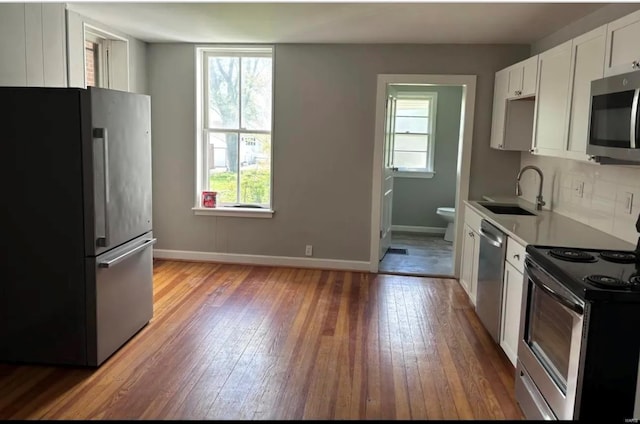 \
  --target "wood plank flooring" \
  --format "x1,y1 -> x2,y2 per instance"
0,260 -> 523,420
